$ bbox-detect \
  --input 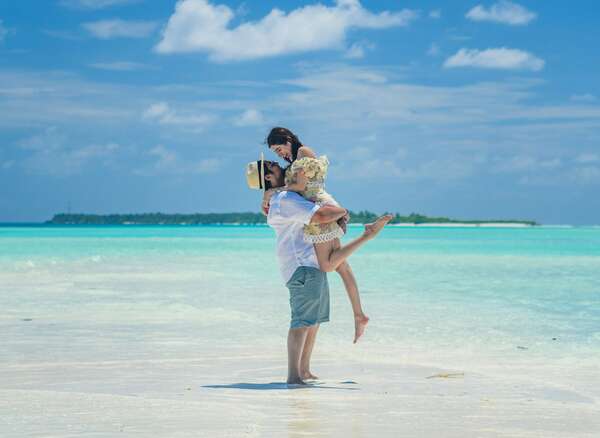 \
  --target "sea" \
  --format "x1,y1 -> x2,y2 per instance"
2,224 -> 600,436
2,224 -> 599,367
